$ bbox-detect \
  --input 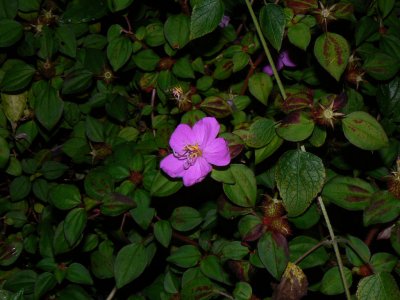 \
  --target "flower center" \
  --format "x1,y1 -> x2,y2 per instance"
323,107 -> 334,120
174,143 -> 202,169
